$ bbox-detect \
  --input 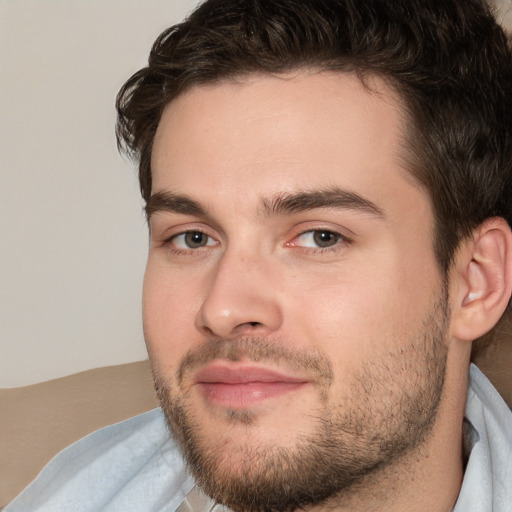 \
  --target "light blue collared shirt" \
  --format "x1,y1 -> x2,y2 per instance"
5,365 -> 511,511
453,365 -> 512,511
